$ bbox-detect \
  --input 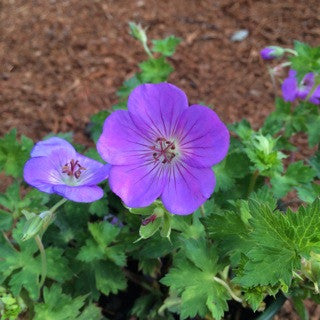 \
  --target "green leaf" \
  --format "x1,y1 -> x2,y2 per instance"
0,210 -> 13,231
307,115 -> 320,147
0,286 -> 23,320
88,110 -> 111,143
0,220 -> 71,300
76,304 -> 103,320
131,294 -> 164,319
94,261 -> 126,296
77,222 -> 125,266
246,134 -> 285,176
89,197 -> 108,217
270,161 -> 317,198
117,75 -> 141,100
34,284 -> 101,320
88,221 -> 119,247
290,41 -> 320,77
310,151 -> 320,179
262,98 -> 292,136
161,238 -> 230,320
205,208 -> 251,265
235,199 -> 320,287
152,36 -> 181,57
292,296 -> 309,320
214,151 -> 250,192
0,129 -> 33,178
296,183 -> 320,203
84,148 -> 104,162
0,182 -> 49,219
139,57 -> 173,83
